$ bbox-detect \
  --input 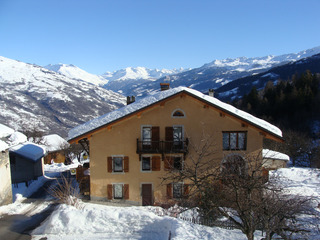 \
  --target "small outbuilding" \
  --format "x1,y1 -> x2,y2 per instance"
43,134 -> 69,164
262,149 -> 289,170
9,142 -> 46,184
